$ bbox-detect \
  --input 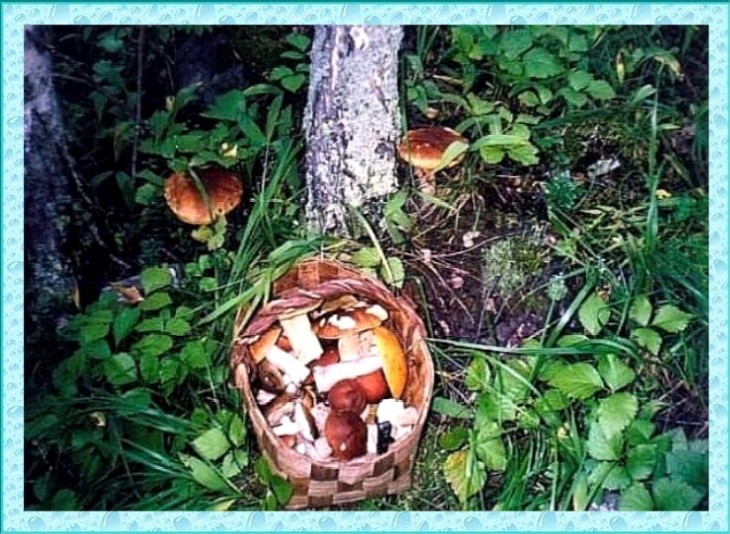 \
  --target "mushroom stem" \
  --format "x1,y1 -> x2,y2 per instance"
279,313 -> 323,365
265,345 -> 311,385
313,356 -> 384,393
